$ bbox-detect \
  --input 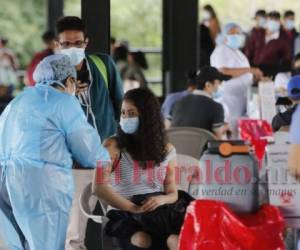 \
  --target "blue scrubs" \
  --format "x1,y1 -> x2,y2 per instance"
0,84 -> 110,250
